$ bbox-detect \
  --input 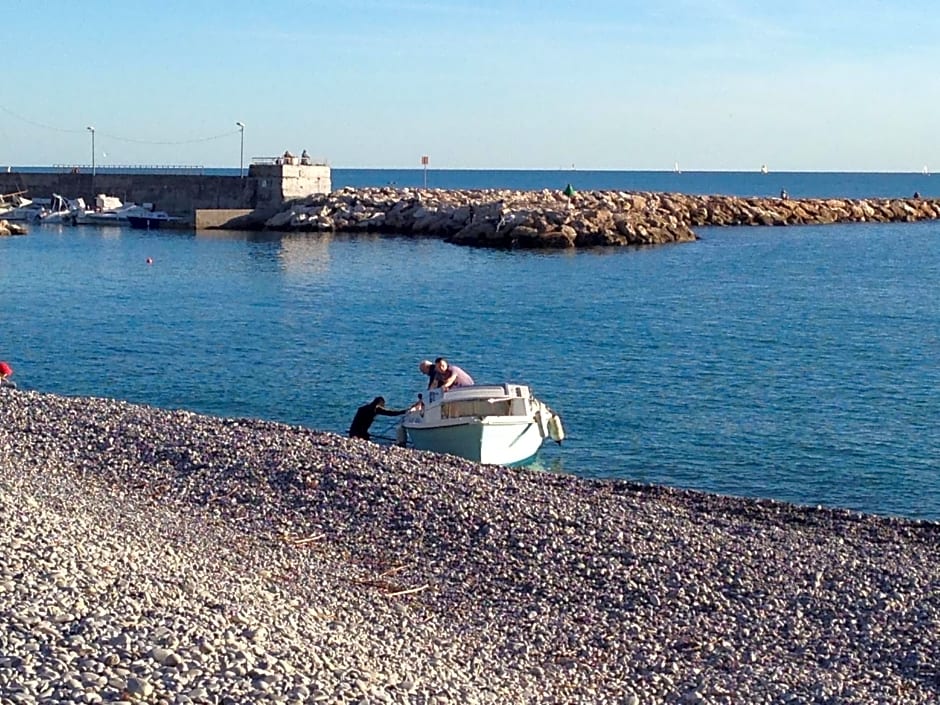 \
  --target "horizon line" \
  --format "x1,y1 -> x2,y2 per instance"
4,164 -> 934,175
